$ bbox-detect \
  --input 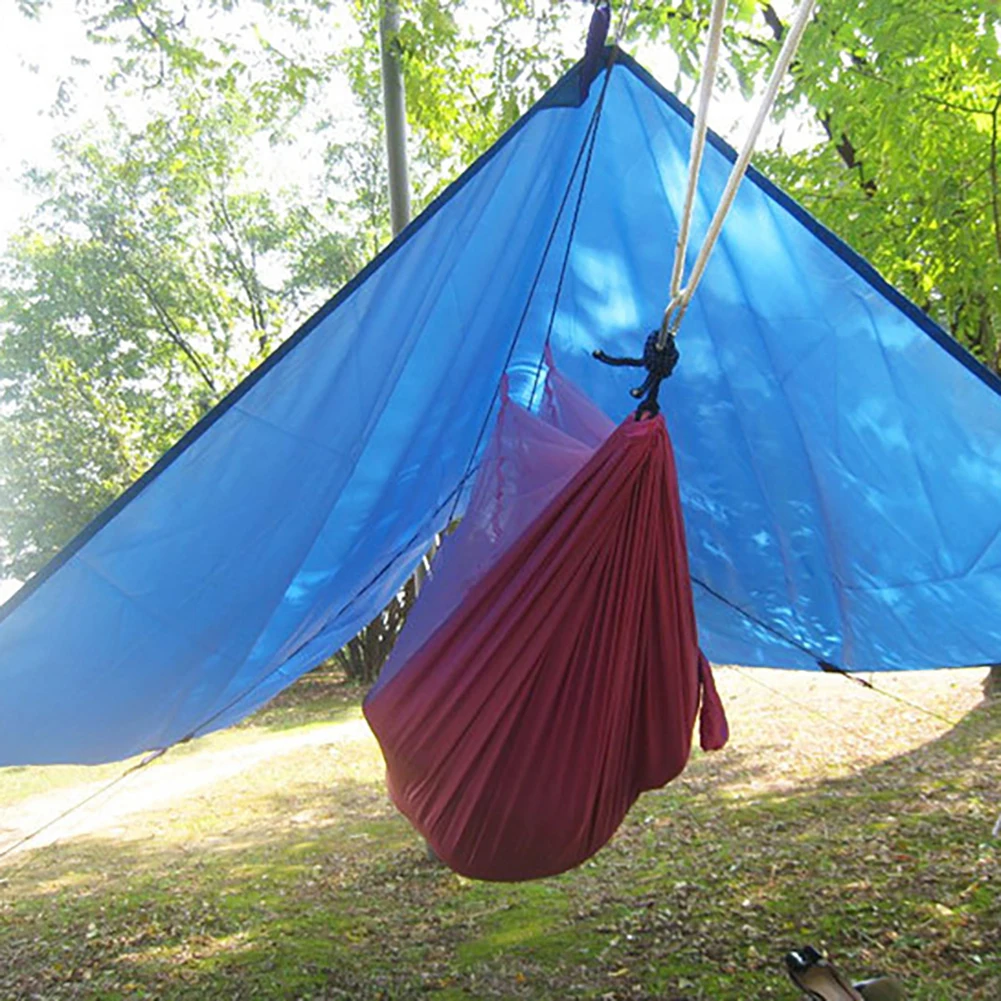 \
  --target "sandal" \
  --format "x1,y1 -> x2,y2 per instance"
786,947 -> 865,1001
855,977 -> 905,1001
